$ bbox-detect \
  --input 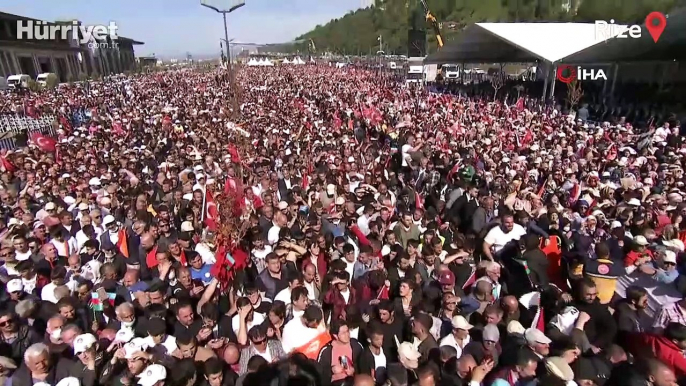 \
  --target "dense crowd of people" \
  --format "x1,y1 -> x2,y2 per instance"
0,62 -> 684,386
